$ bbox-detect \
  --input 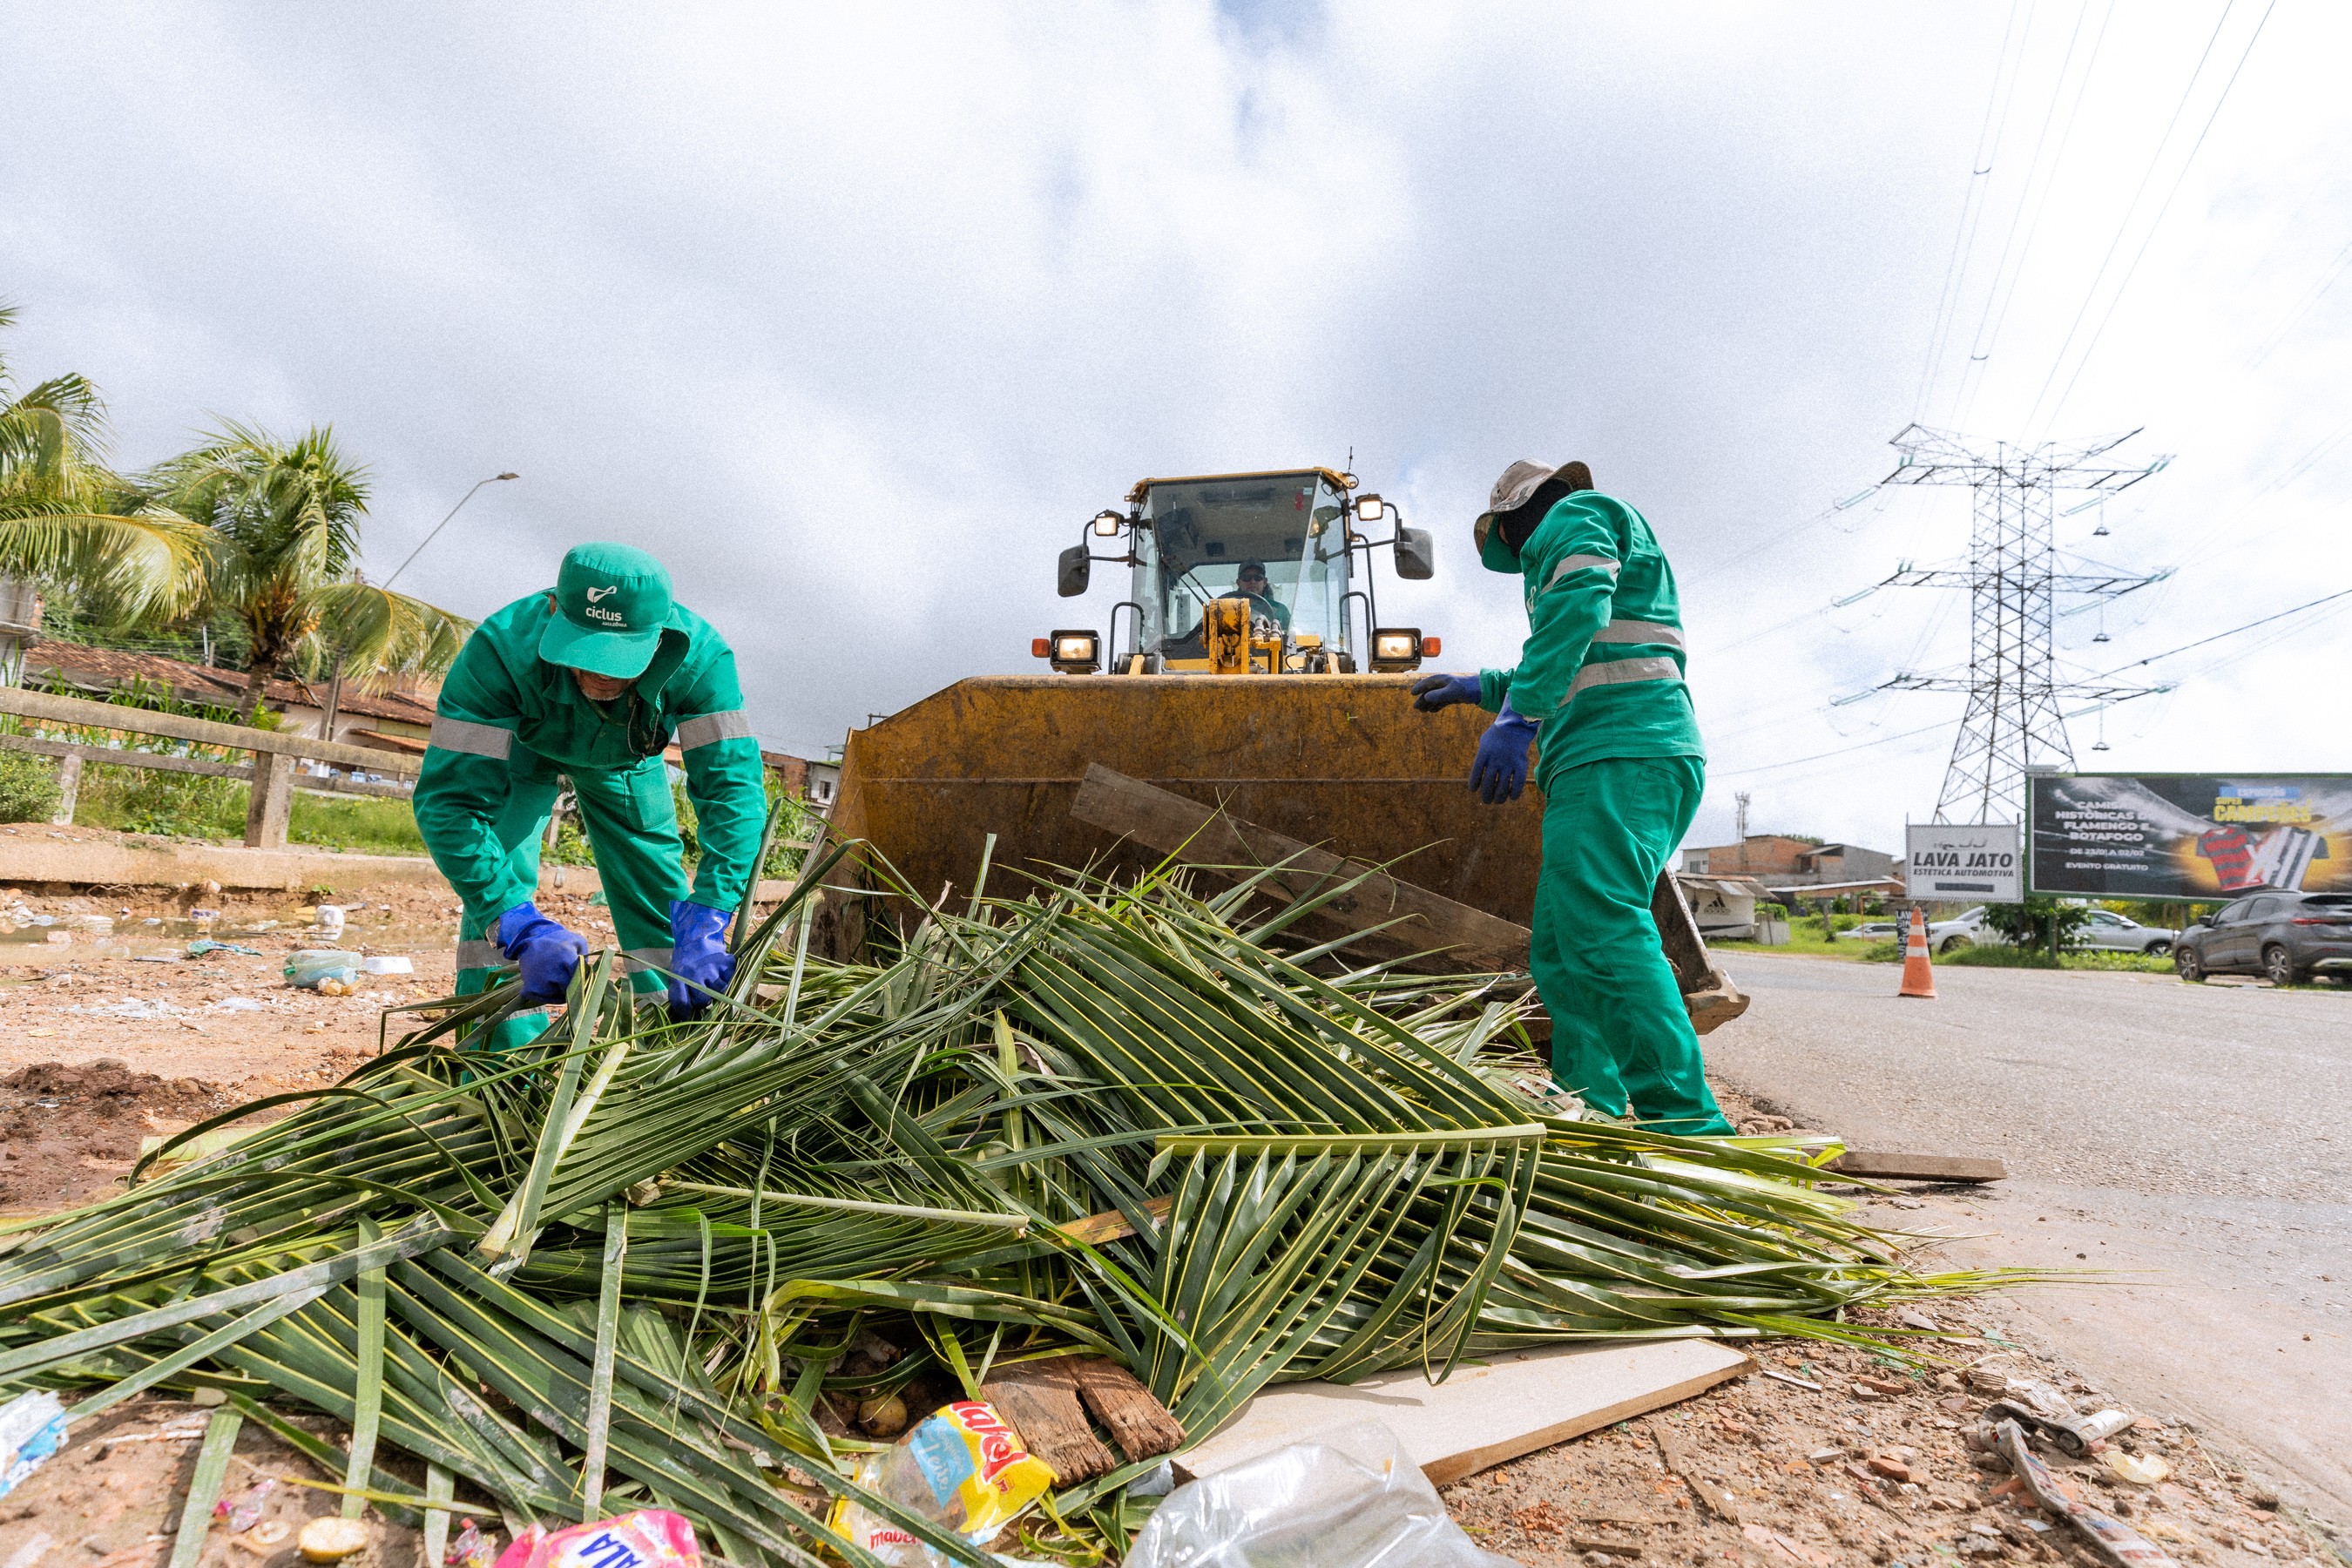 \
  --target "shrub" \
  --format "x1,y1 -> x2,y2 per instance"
0,751 -> 63,823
